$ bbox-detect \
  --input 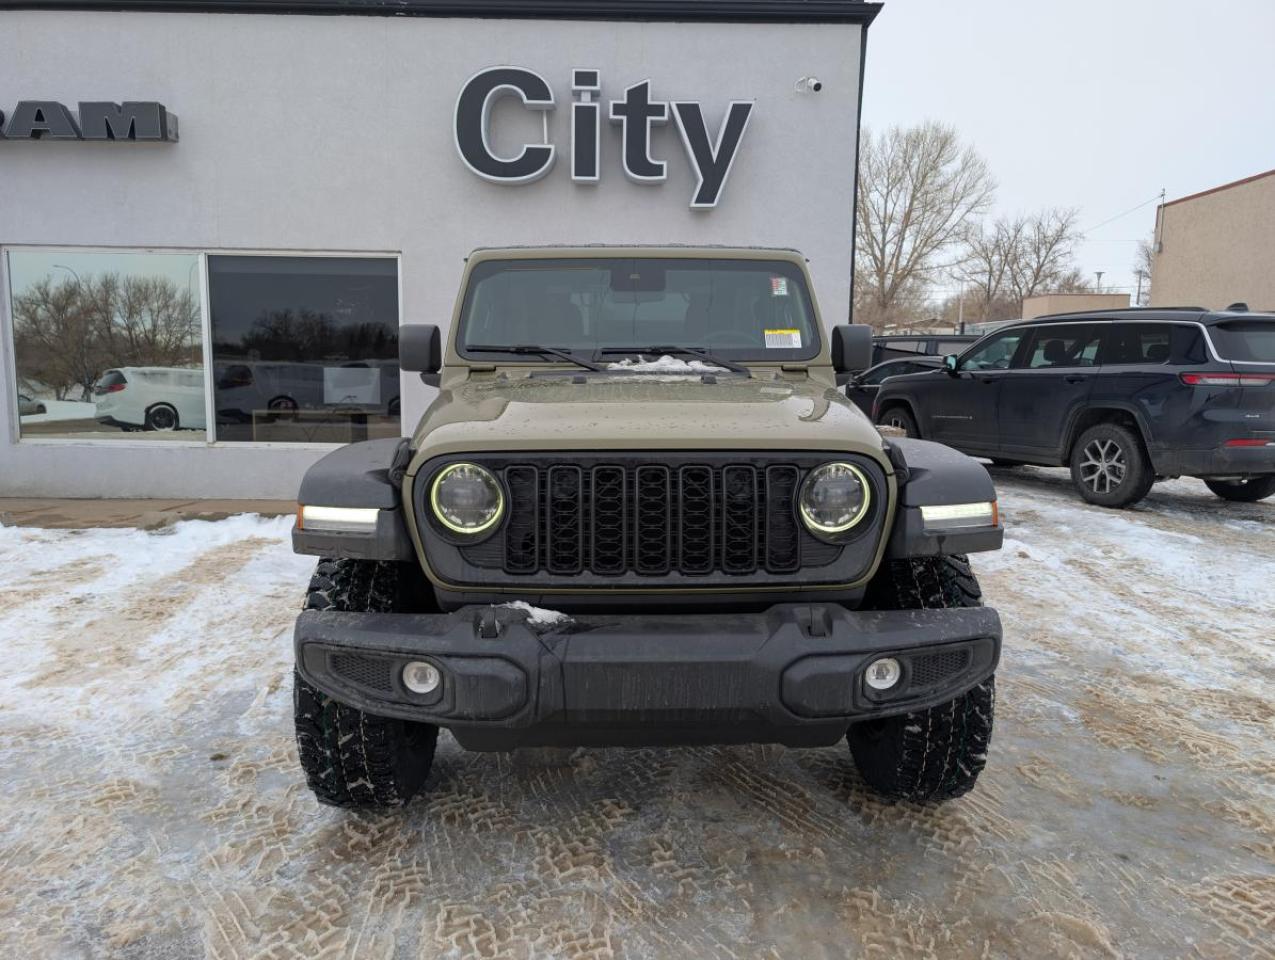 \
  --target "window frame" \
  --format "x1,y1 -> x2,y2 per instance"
2,244 -> 401,449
